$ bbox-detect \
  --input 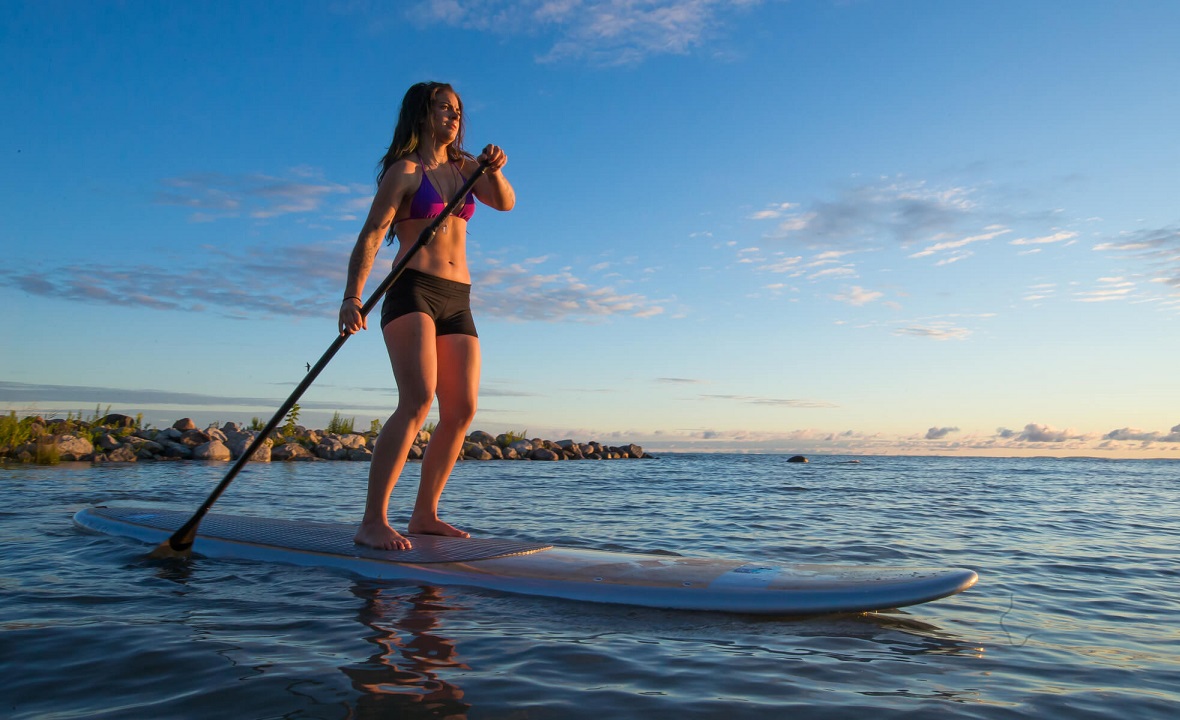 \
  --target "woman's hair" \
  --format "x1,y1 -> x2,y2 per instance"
376,82 -> 471,187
